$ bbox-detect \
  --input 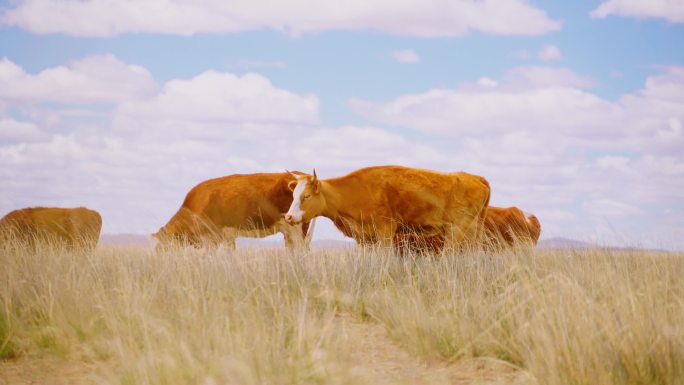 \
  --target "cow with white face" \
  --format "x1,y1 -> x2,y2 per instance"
285,166 -> 491,250
284,170 -> 326,225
